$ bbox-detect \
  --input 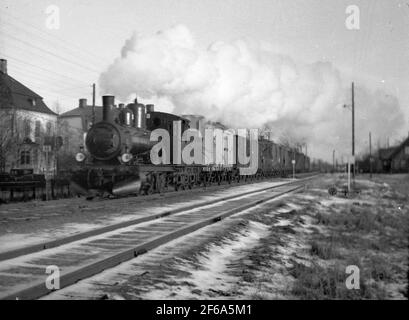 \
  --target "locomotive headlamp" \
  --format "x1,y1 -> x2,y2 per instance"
121,153 -> 132,163
75,152 -> 86,162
